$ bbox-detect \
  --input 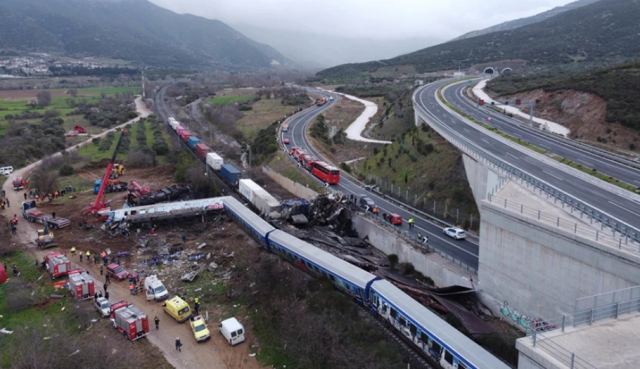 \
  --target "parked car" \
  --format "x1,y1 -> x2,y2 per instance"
94,296 -> 111,317
106,263 -> 130,280
283,138 -> 290,145
219,317 -> 245,346
190,315 -> 210,342
0,166 -> 13,176
443,227 -> 466,240
144,275 -> 169,301
359,196 -> 374,209
384,213 -> 402,226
